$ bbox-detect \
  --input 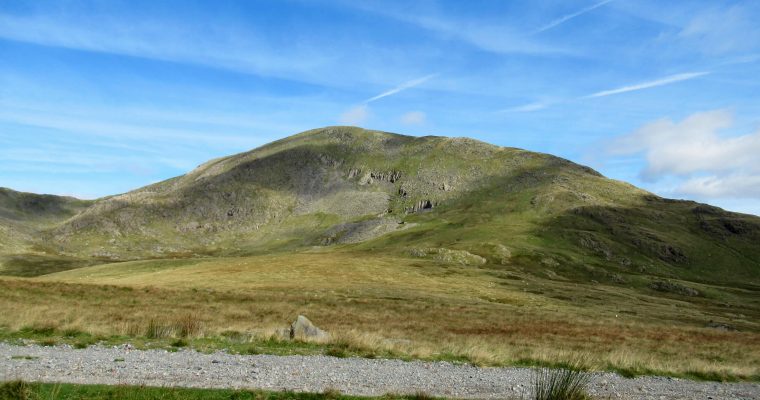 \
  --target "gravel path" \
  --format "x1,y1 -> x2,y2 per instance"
1,343 -> 758,399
